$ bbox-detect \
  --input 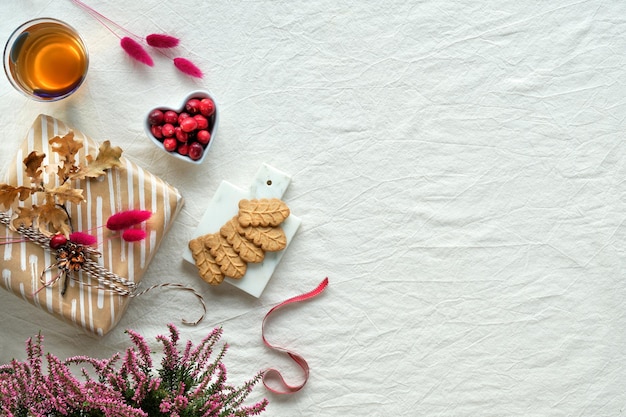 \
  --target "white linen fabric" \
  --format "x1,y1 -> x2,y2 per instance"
1,1 -> 625,415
